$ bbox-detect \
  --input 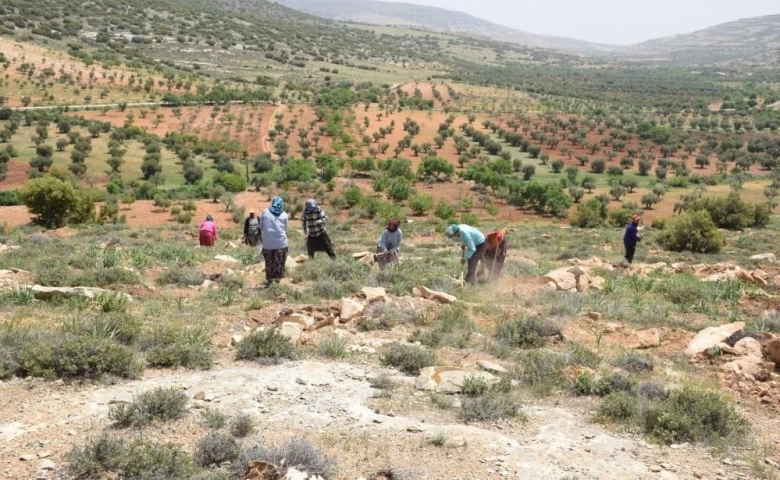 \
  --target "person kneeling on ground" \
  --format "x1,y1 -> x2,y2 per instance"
375,218 -> 402,269
302,199 -> 336,259
243,211 -> 261,247
260,196 -> 289,287
447,223 -> 486,285
623,214 -> 642,264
